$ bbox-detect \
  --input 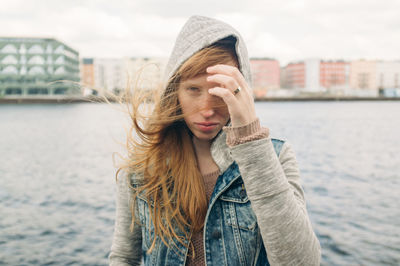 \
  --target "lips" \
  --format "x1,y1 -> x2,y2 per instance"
195,122 -> 219,132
